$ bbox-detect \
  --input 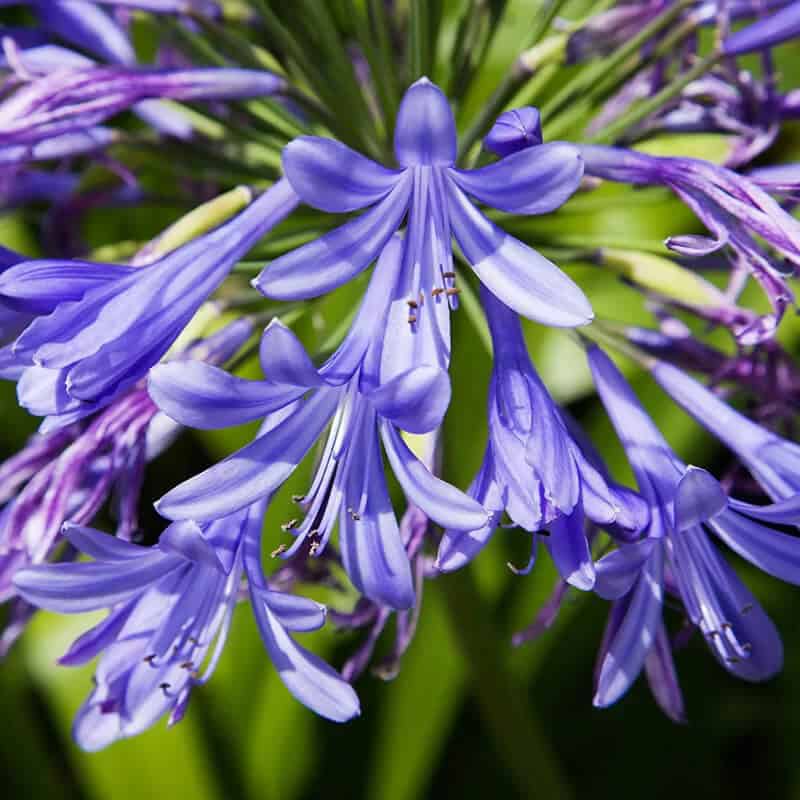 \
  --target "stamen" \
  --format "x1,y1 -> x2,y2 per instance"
281,518 -> 297,531
271,543 -> 288,558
